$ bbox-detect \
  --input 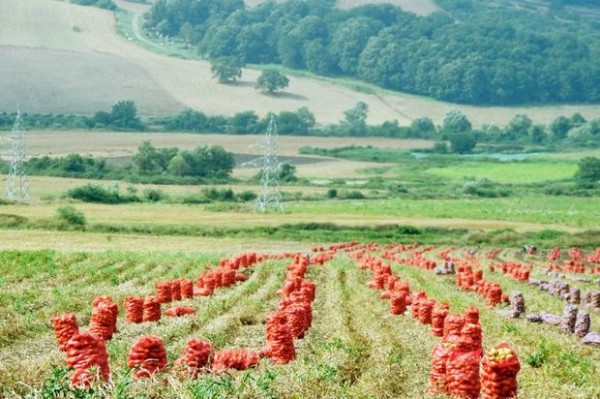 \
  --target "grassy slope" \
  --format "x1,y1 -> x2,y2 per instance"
1,0 -> 599,126
0,248 -> 598,398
